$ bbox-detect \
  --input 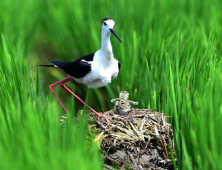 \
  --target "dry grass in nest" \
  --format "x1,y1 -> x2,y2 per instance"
89,109 -> 177,170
